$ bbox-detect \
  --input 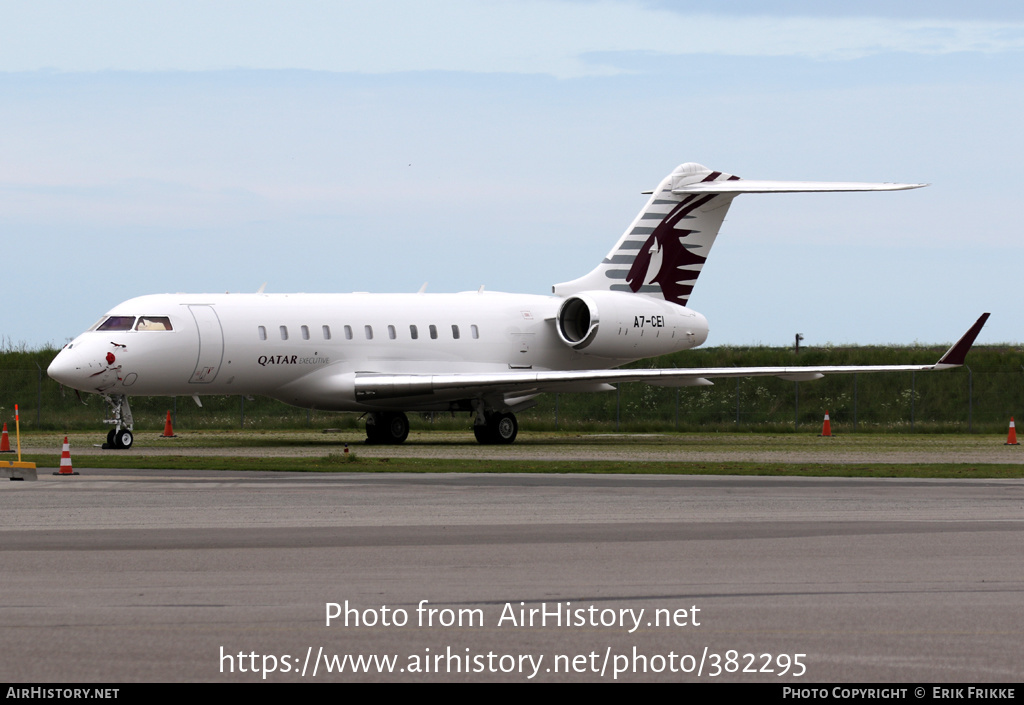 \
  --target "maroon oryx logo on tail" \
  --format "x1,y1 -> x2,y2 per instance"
625,194 -> 716,306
